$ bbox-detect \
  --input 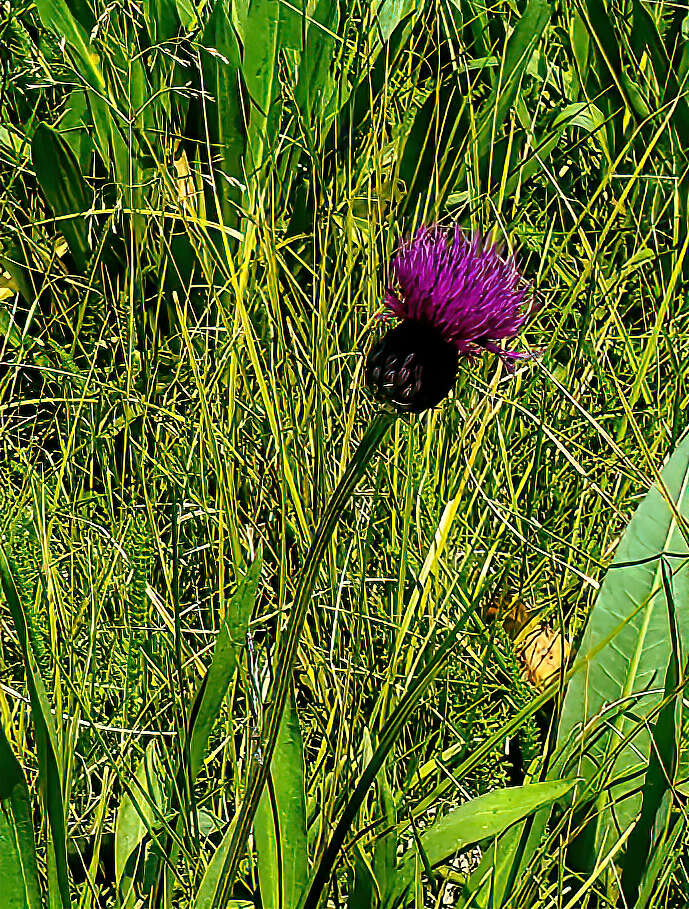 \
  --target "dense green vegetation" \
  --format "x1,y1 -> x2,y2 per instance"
1,0 -> 689,906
